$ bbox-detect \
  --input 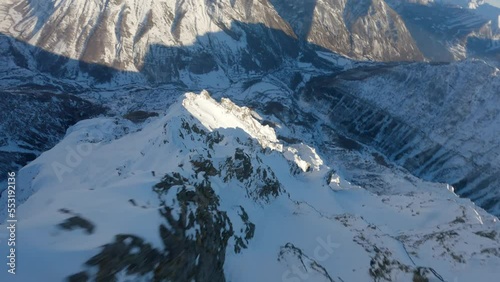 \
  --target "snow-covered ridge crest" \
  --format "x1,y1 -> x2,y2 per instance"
182,90 -> 280,149
182,90 -> 323,172
0,89 -> 325,220
1,90 -> 500,282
